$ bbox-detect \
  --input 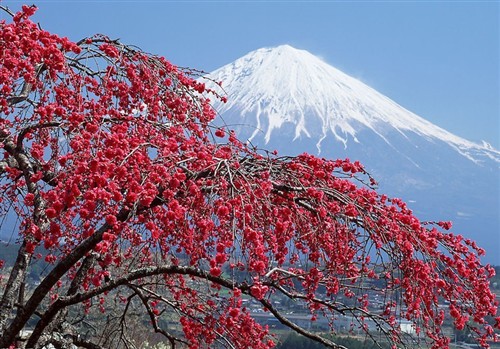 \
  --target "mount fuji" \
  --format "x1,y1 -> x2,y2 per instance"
204,45 -> 500,265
